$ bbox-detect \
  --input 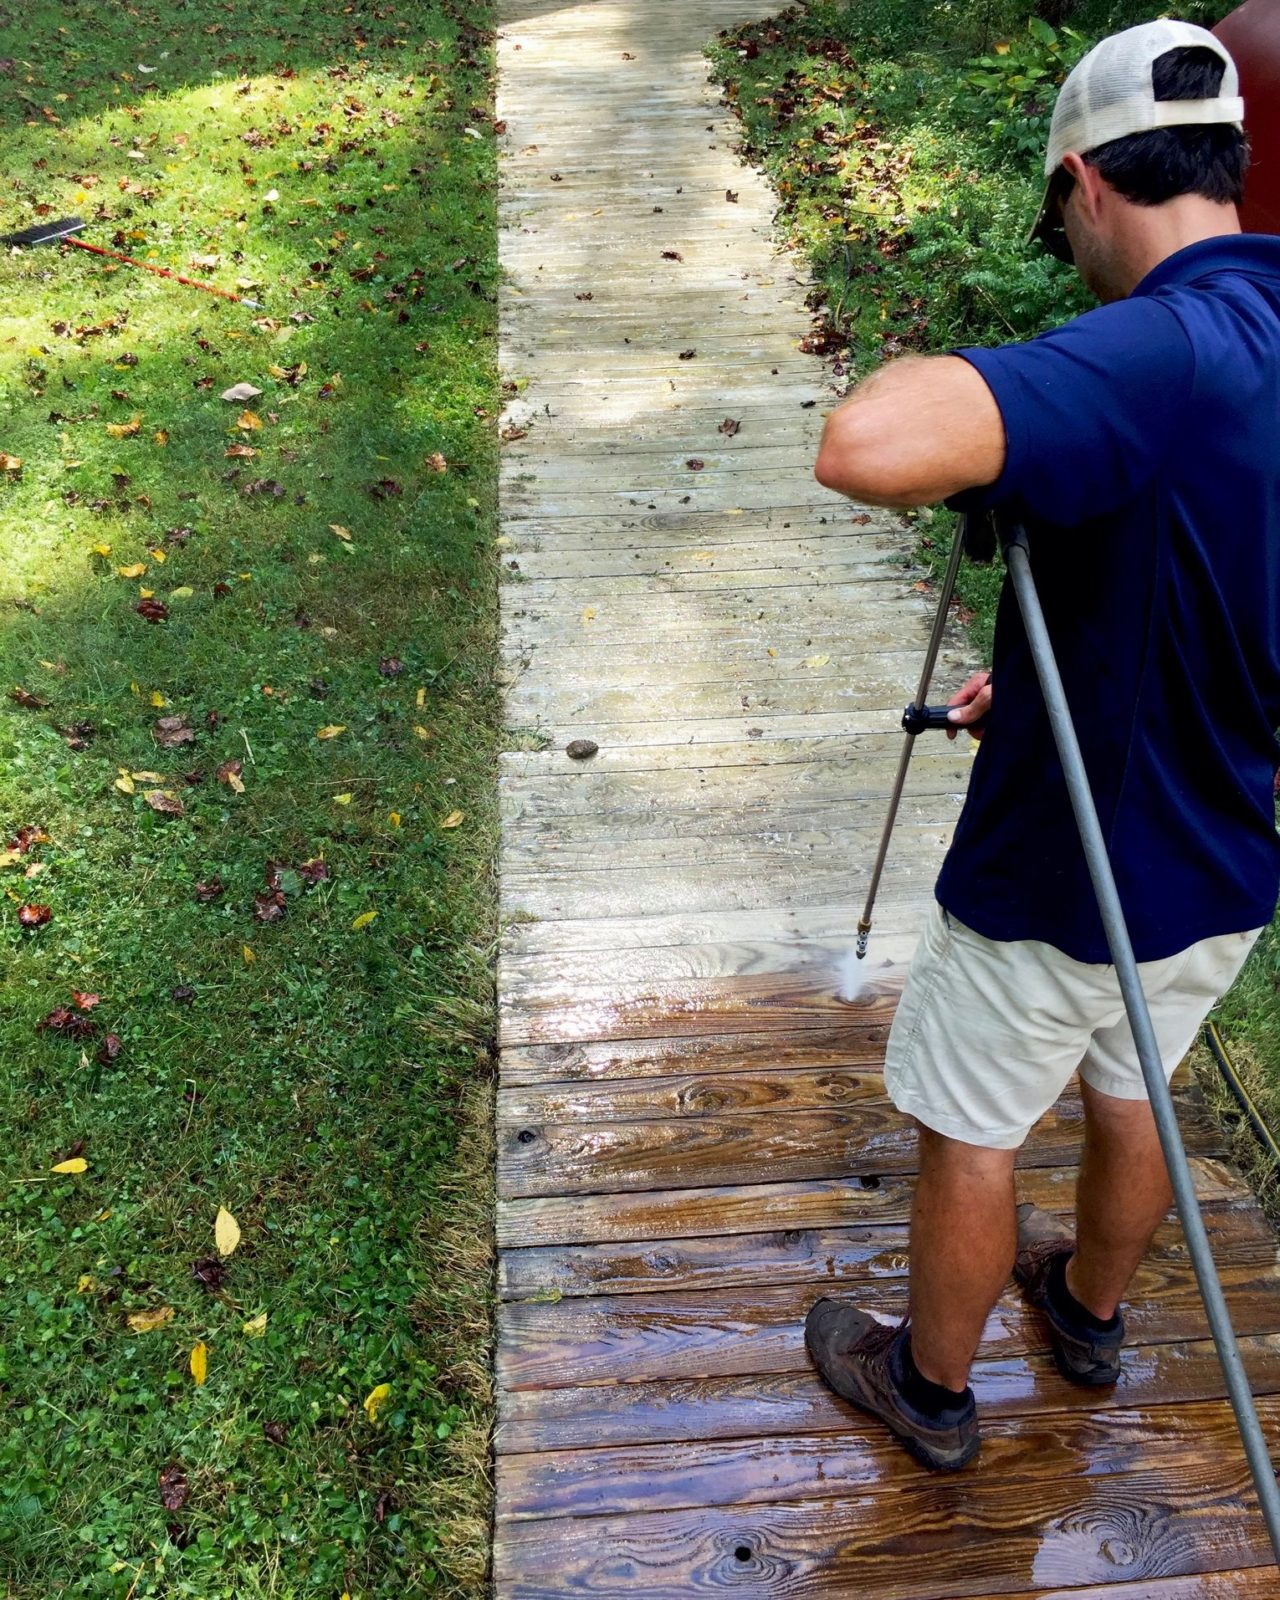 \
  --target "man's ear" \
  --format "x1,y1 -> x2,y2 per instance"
1060,150 -> 1109,223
